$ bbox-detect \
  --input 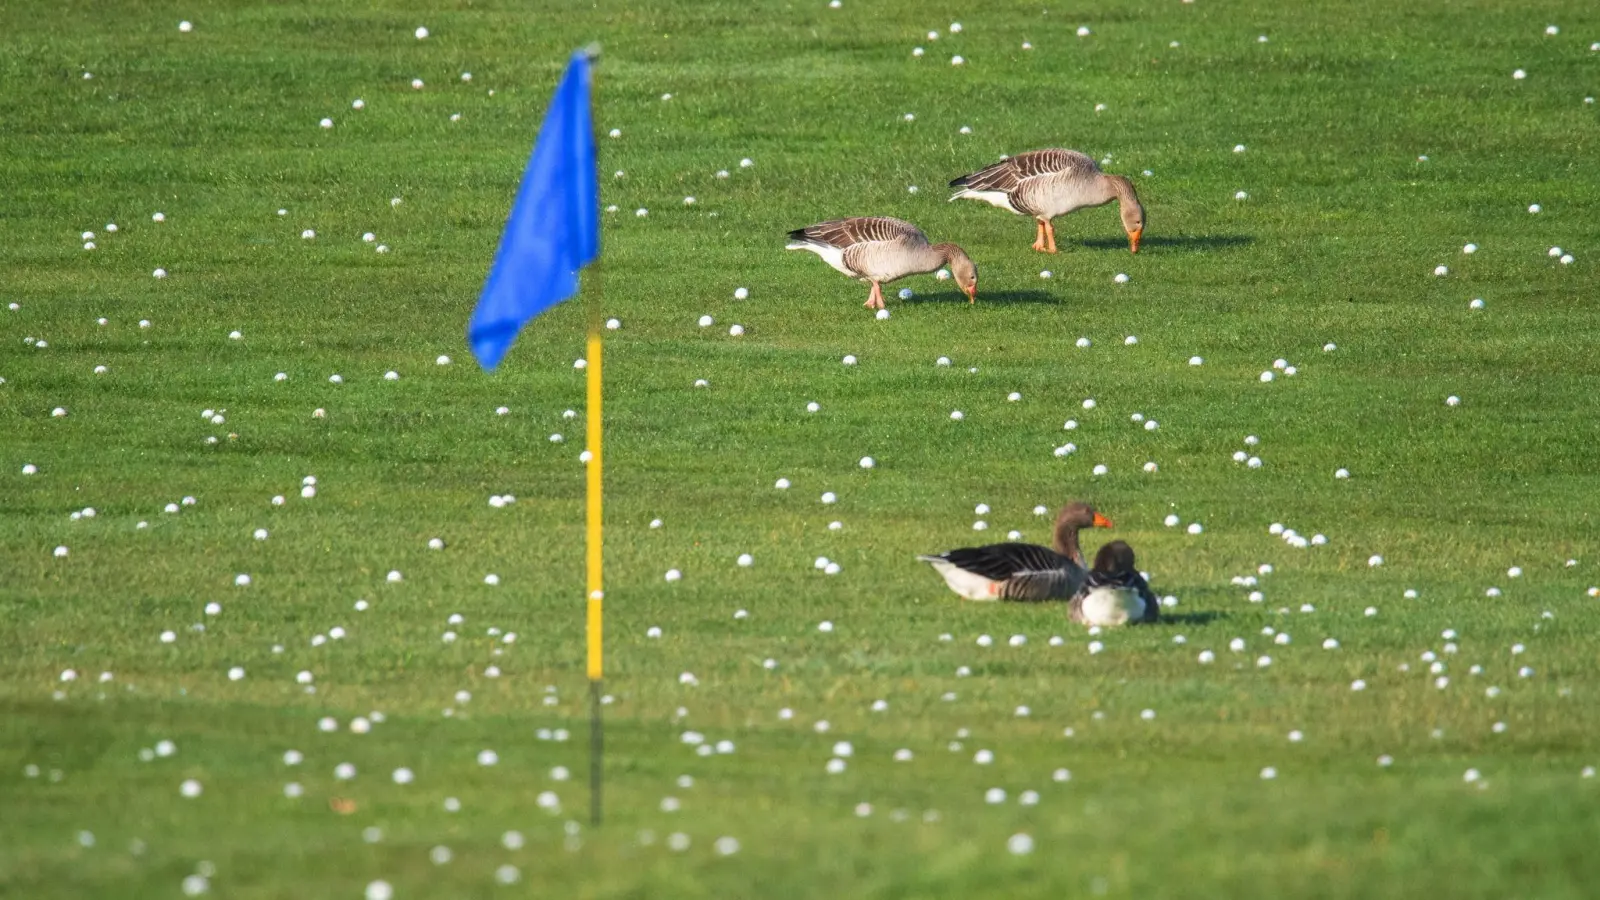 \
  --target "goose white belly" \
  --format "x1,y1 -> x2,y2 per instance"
787,241 -> 858,278
1077,586 -> 1146,626
951,188 -> 1020,214
922,558 -> 1001,601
